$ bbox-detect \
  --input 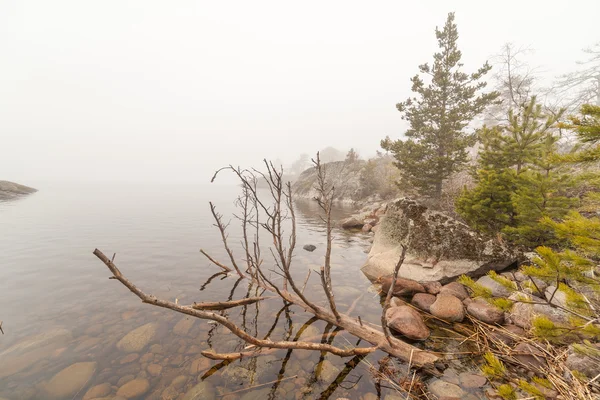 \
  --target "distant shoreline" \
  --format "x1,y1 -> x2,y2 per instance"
0,180 -> 37,201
